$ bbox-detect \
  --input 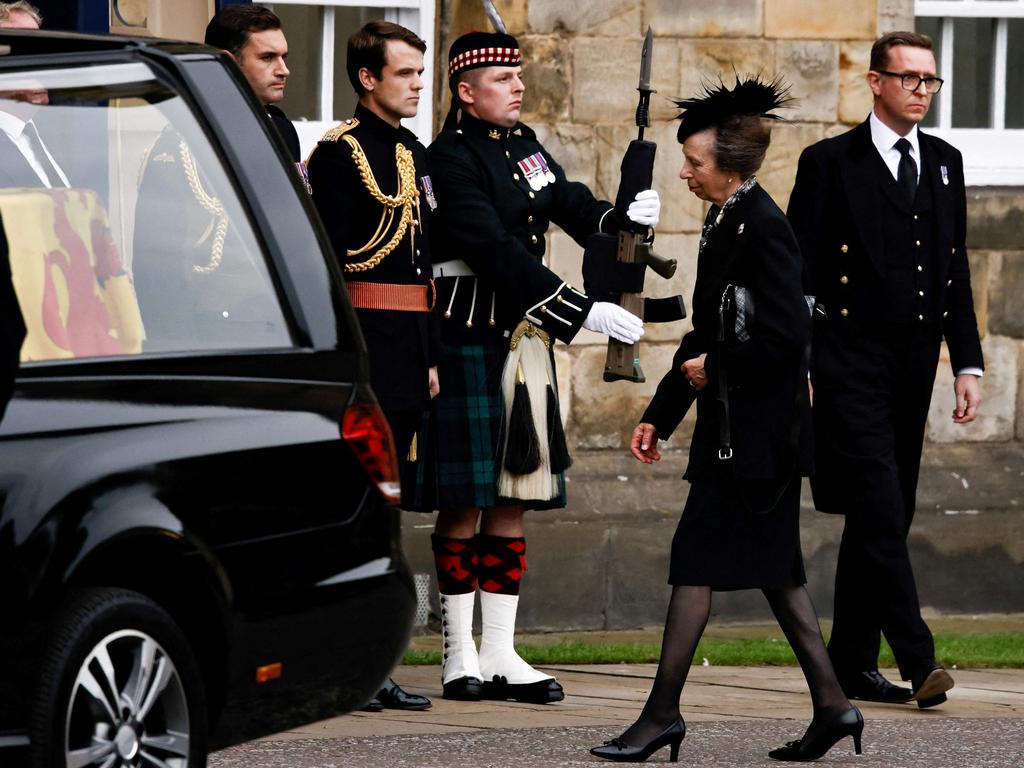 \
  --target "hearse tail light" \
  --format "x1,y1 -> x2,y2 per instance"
342,402 -> 401,504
